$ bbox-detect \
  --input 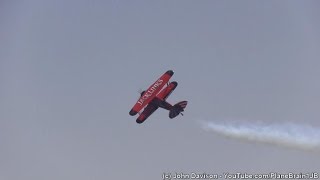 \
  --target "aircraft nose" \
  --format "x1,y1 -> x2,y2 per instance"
166,70 -> 174,76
